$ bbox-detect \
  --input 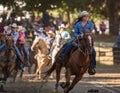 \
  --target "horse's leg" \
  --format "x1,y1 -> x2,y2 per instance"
61,68 -> 71,89
33,63 -> 37,74
12,69 -> 18,82
64,75 -> 83,93
28,65 -> 31,74
38,62 -> 44,80
1,67 -> 11,91
35,56 -> 39,78
54,64 -> 62,93
19,71 -> 23,79
49,52 -> 56,79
